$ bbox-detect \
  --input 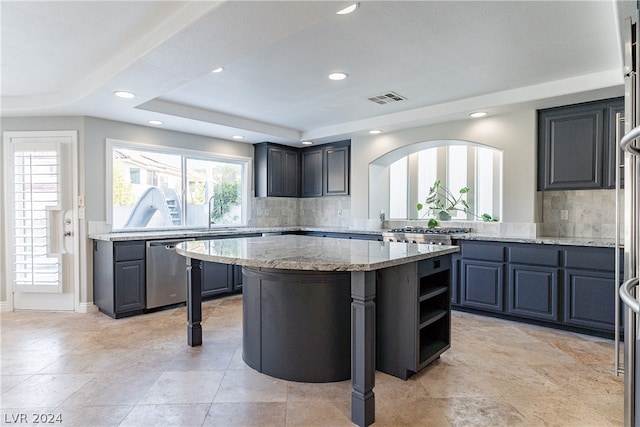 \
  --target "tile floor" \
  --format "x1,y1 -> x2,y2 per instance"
1,295 -> 623,426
